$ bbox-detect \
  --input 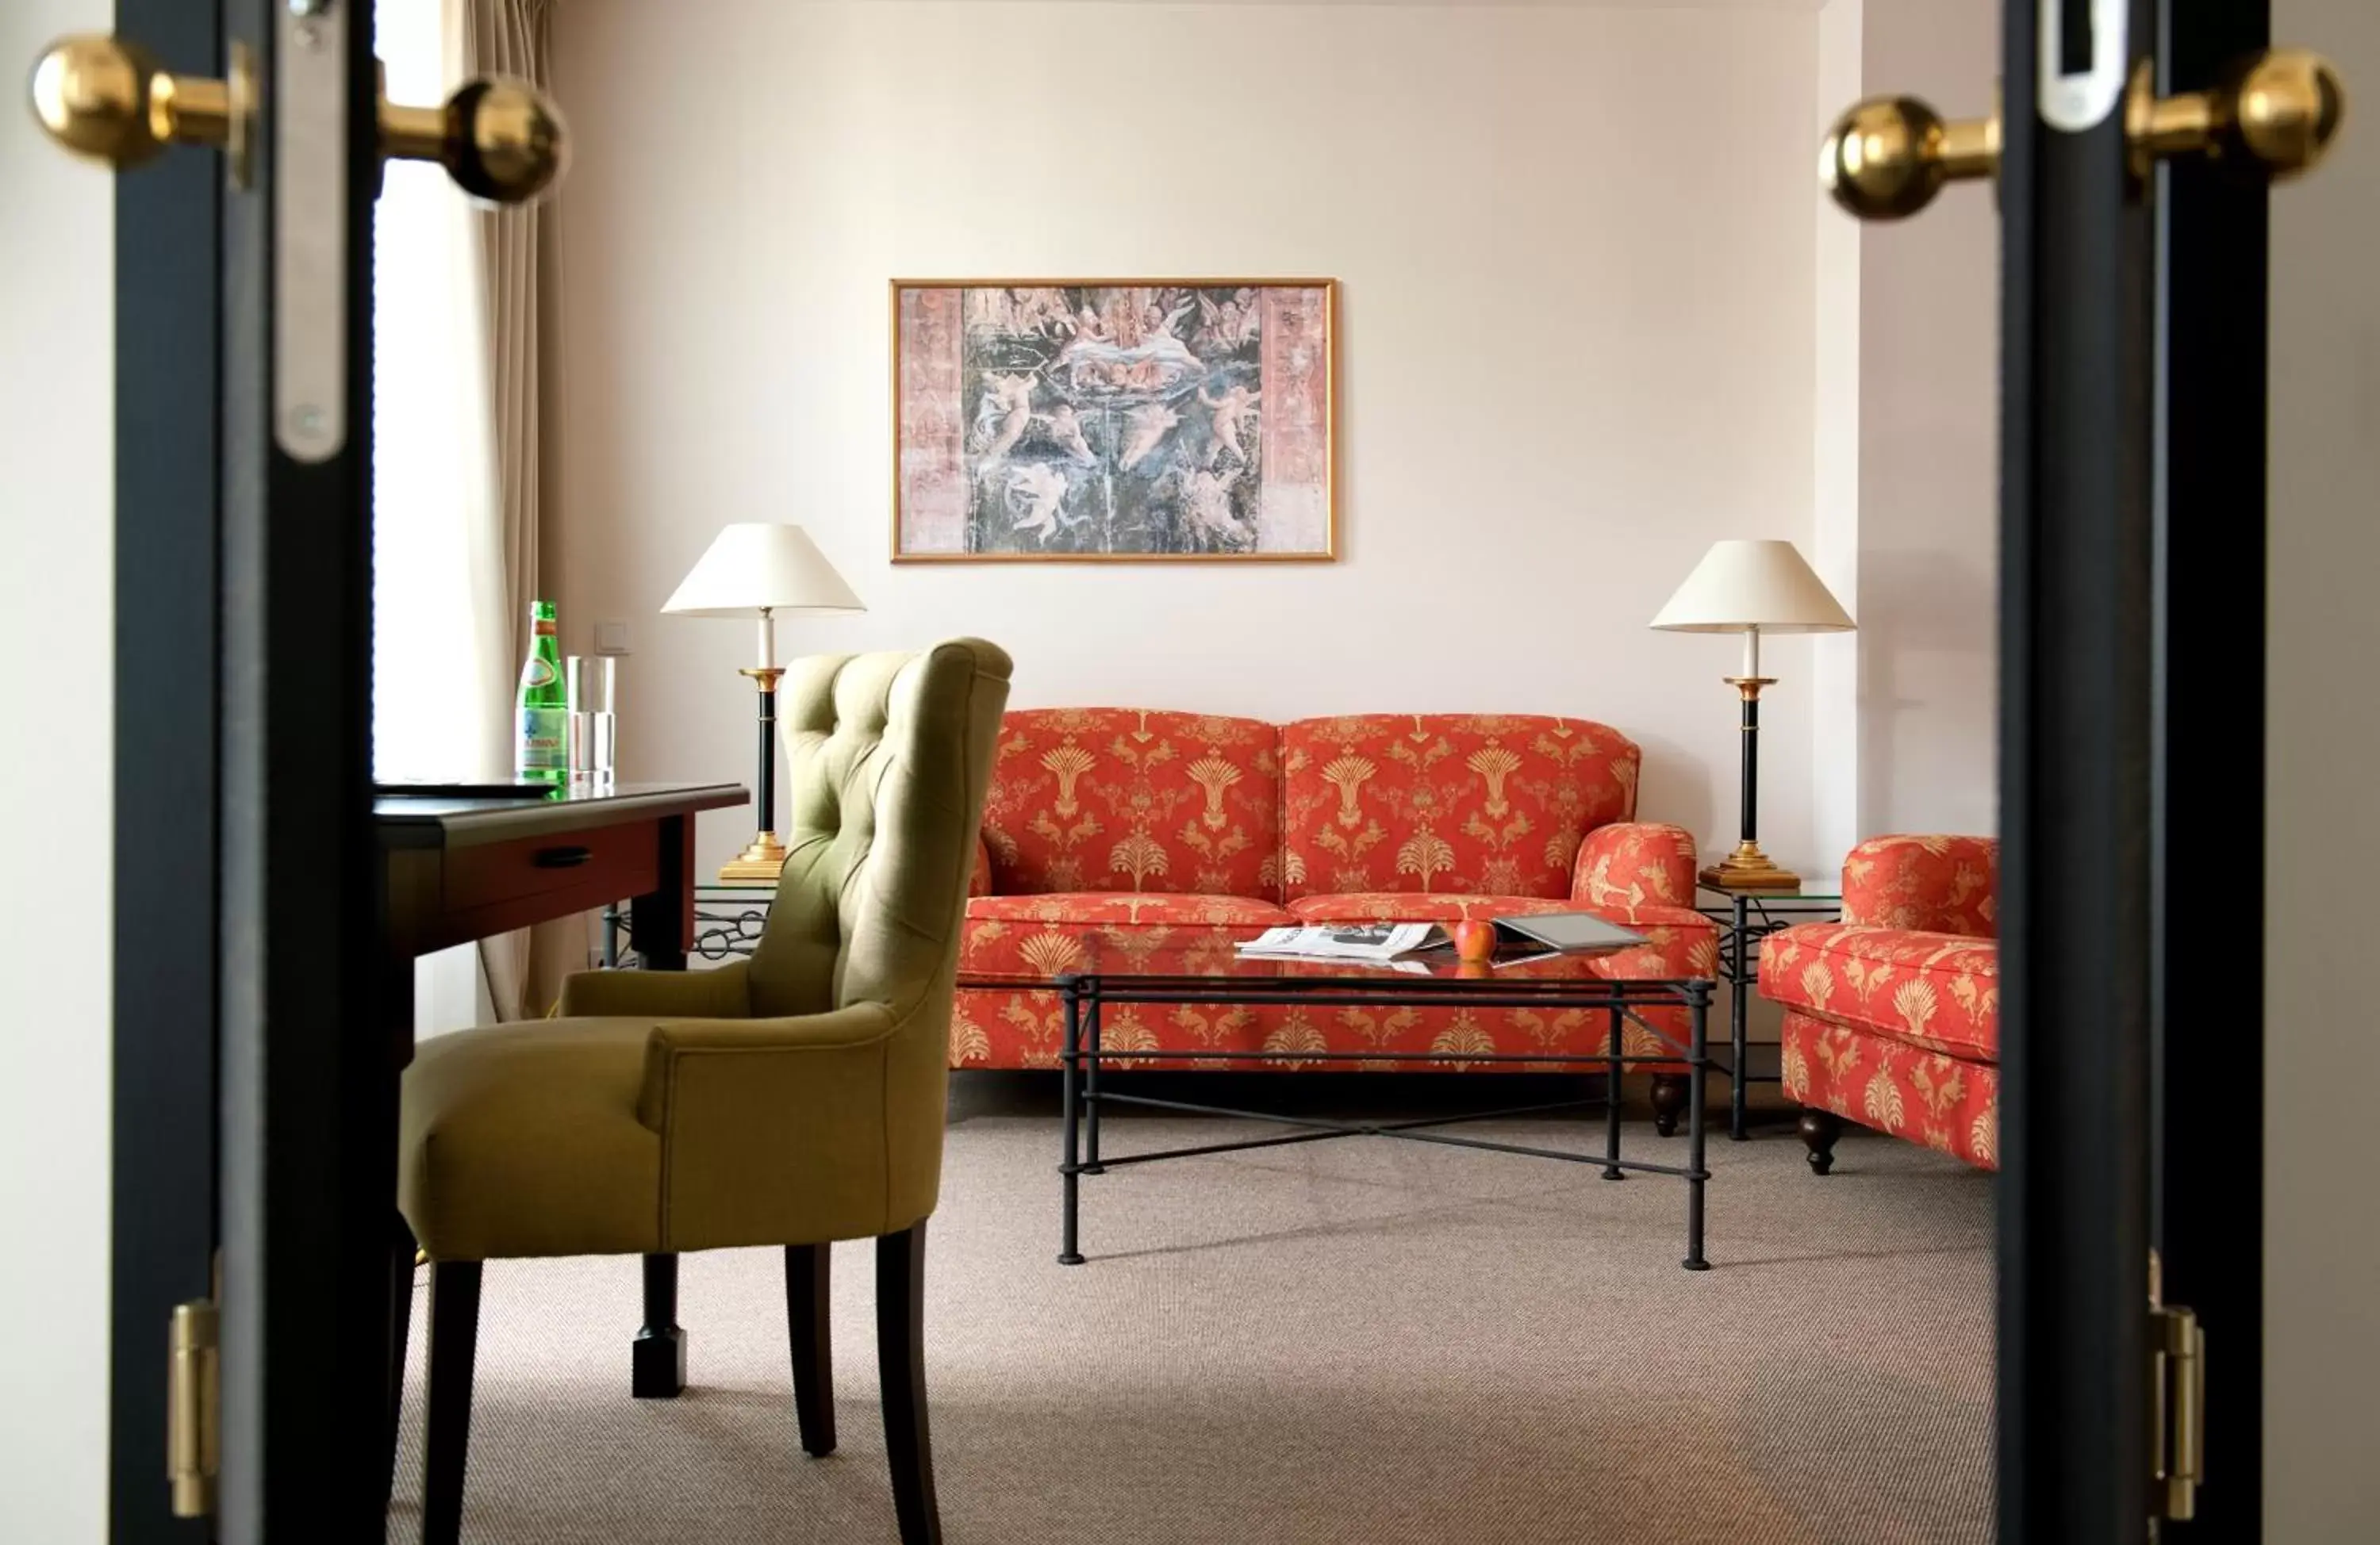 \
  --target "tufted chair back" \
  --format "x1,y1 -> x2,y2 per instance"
747,640 -> 1014,1021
